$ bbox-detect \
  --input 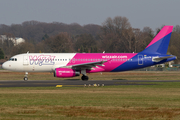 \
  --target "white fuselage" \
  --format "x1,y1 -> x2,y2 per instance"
2,53 -> 76,72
